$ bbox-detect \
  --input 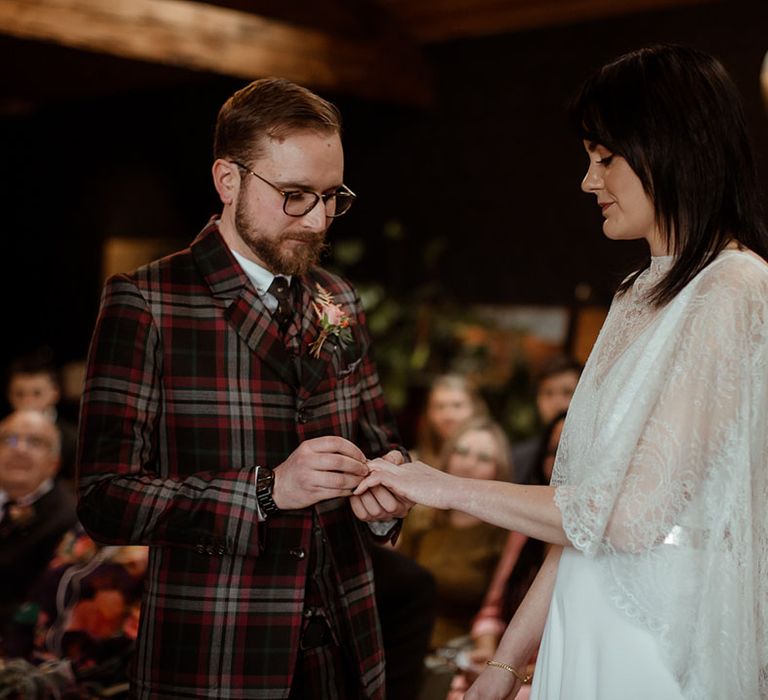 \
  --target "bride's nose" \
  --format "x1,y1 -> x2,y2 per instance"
581,162 -> 603,194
